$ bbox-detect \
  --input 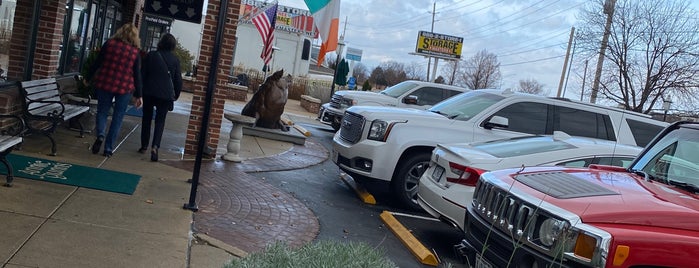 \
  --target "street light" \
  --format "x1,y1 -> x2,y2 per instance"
663,97 -> 672,122
329,38 -> 345,97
